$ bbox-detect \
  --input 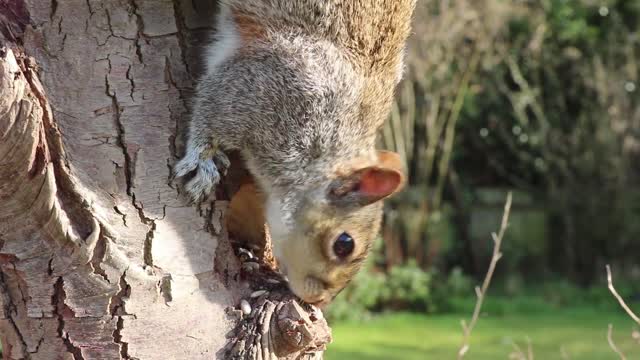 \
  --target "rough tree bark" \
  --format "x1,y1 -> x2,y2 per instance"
0,1 -> 330,359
